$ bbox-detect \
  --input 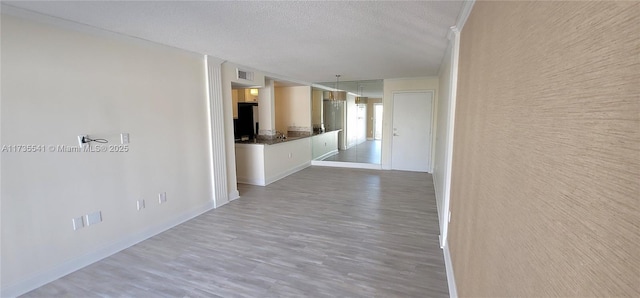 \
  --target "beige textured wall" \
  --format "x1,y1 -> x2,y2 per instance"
274,86 -> 312,133
449,1 -> 640,297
